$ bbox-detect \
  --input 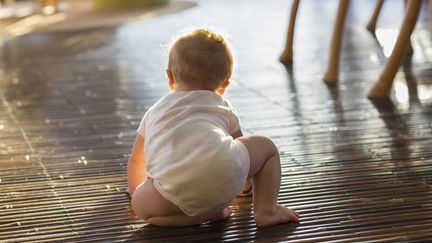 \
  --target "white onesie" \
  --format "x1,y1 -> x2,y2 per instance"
137,90 -> 250,216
